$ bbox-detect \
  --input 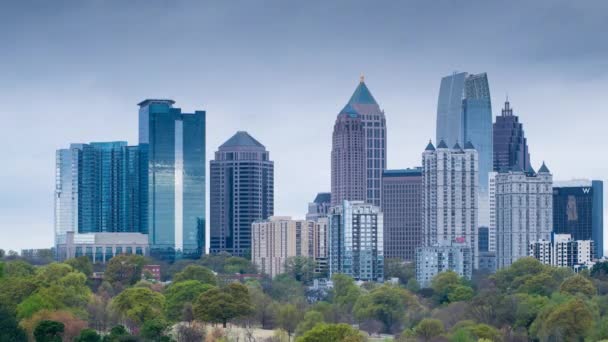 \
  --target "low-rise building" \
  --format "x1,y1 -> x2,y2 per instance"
55,231 -> 149,262
416,242 -> 472,288
529,233 -> 594,270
